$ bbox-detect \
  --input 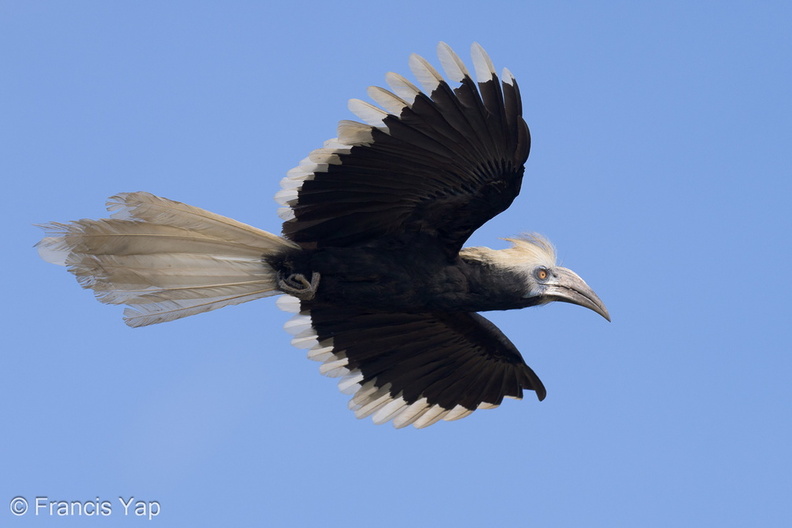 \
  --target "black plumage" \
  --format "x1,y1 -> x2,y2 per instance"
282,62 -> 529,254
37,43 -> 608,428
